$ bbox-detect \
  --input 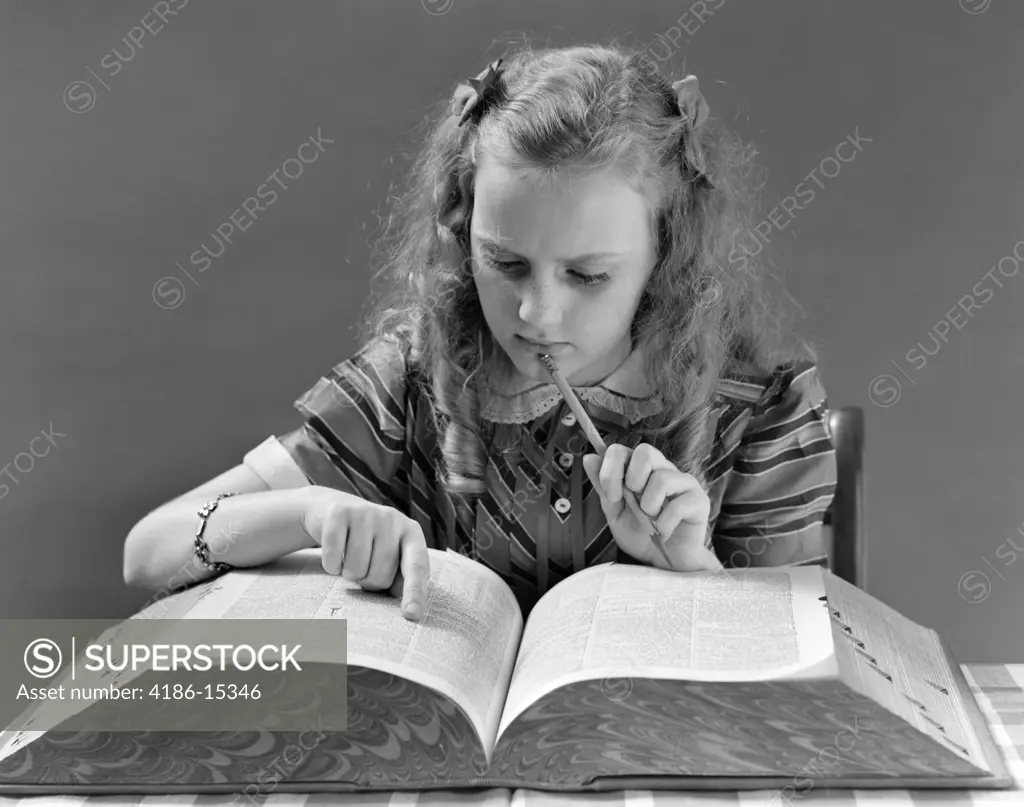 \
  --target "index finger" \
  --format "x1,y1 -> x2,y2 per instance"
624,443 -> 674,493
398,520 -> 431,621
